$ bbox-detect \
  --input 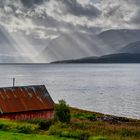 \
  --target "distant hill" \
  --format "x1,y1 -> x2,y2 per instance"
98,29 -> 140,49
1,25 -> 140,63
51,53 -> 140,63
37,32 -> 106,62
117,41 -> 140,54
38,29 -> 140,62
